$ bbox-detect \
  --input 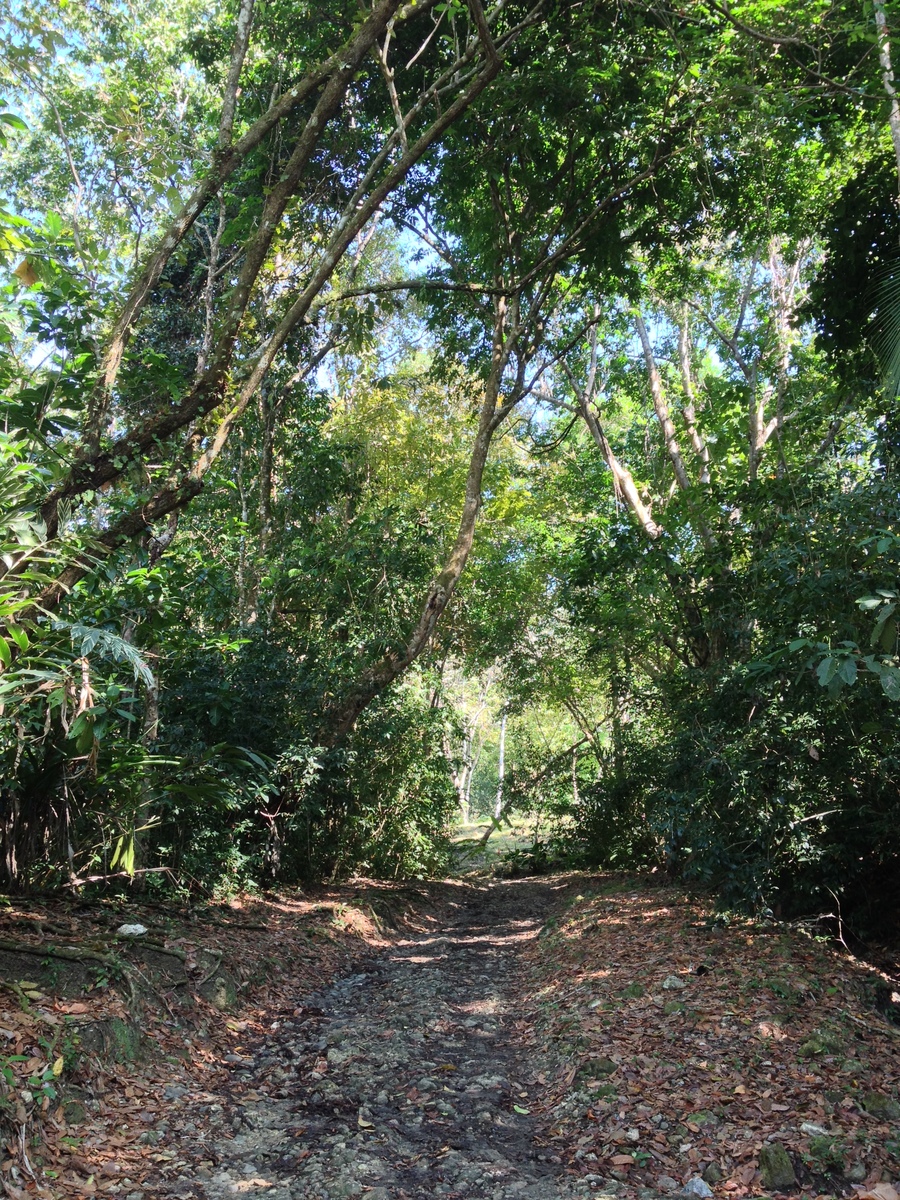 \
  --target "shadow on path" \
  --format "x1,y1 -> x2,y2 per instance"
164,879 -> 583,1200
